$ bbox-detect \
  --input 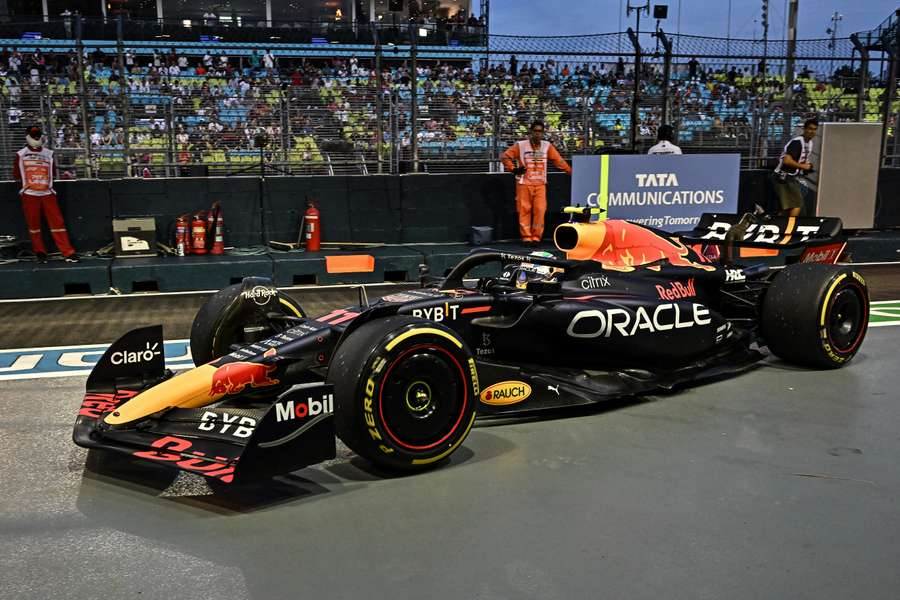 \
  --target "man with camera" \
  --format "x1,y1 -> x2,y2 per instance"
773,118 -> 817,217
